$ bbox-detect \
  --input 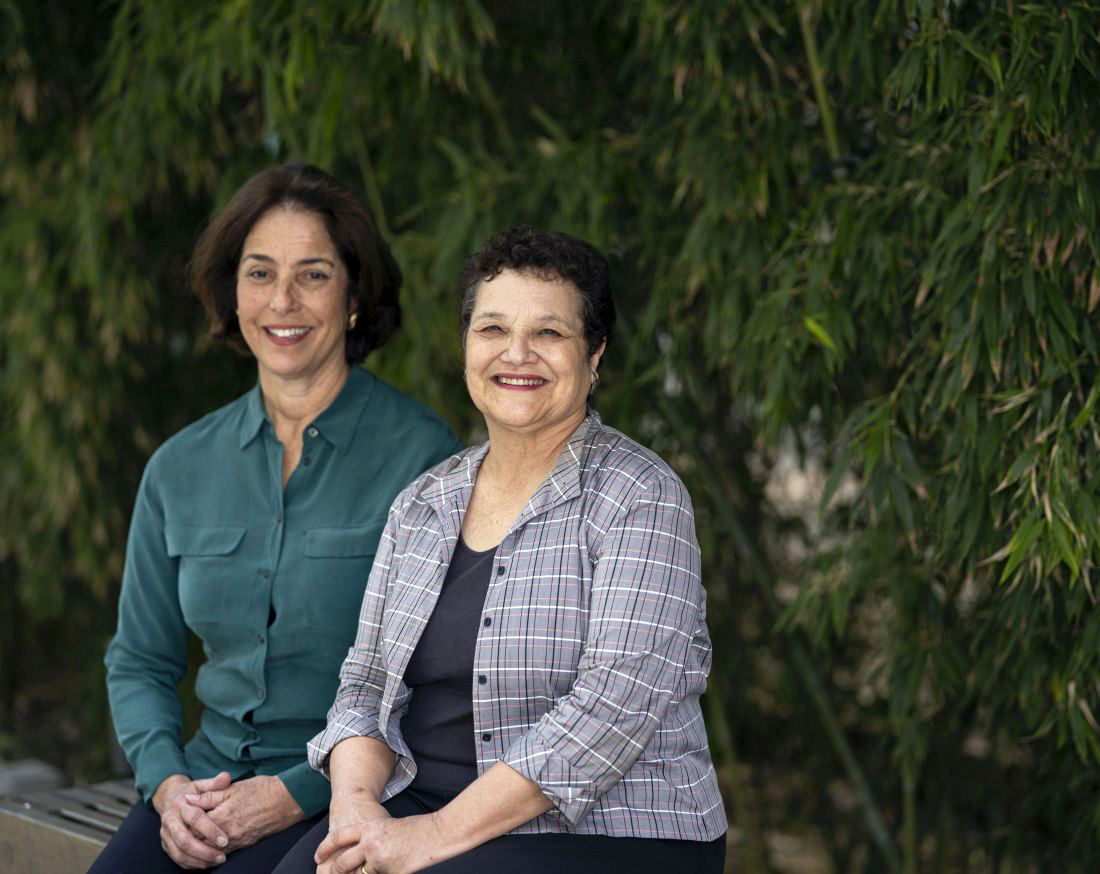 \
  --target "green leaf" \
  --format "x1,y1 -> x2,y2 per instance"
803,314 -> 837,352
